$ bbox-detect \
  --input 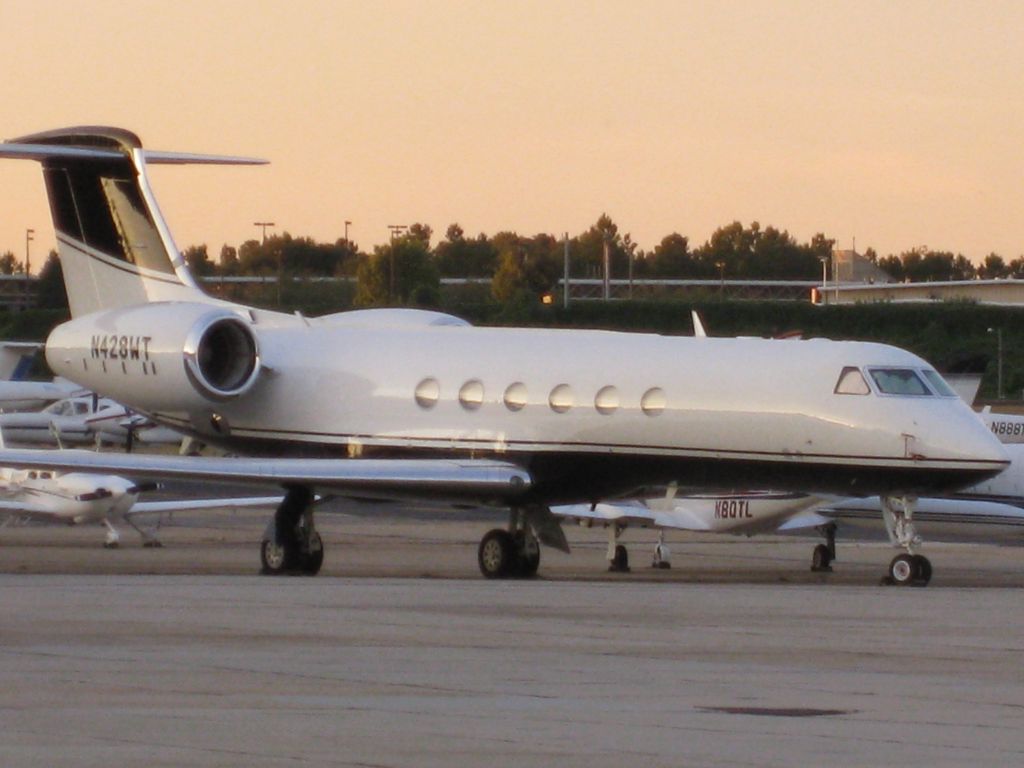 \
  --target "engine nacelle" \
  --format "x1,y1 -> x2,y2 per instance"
46,302 -> 262,411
